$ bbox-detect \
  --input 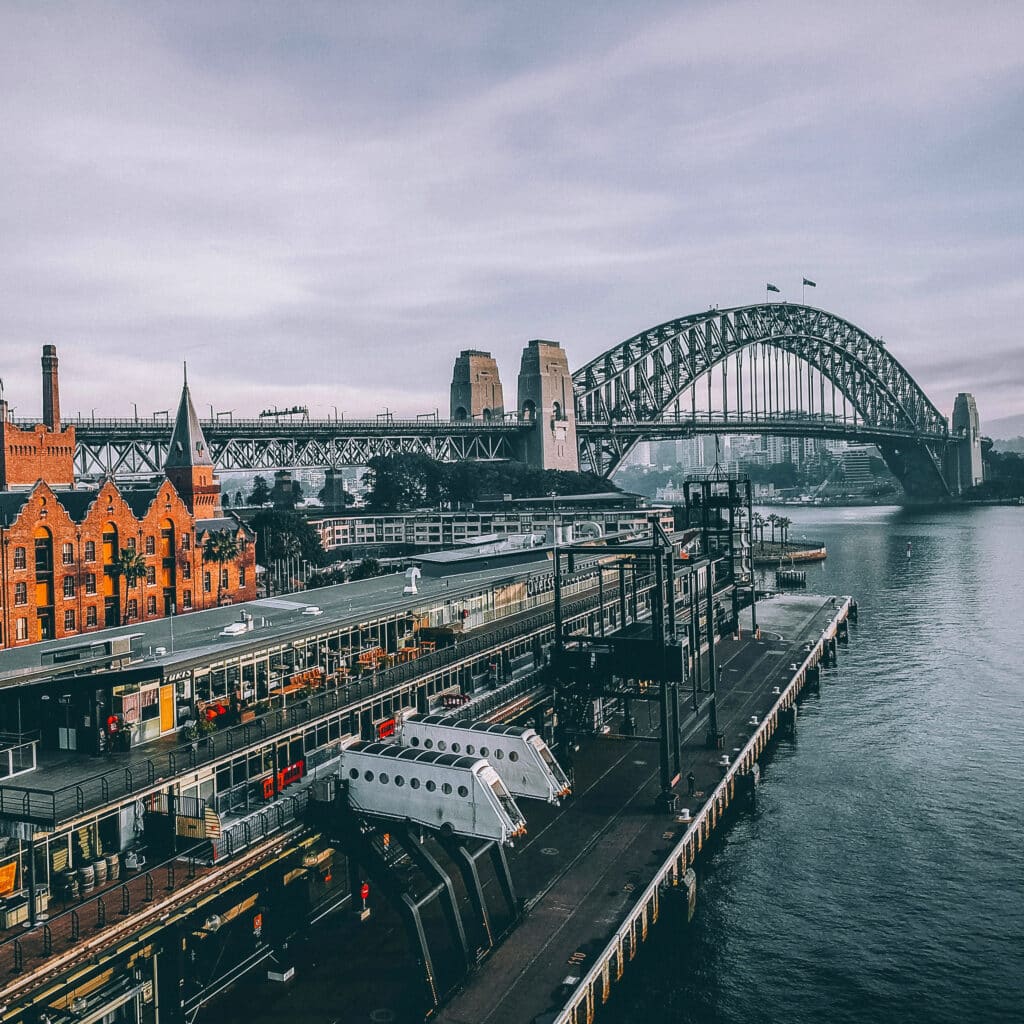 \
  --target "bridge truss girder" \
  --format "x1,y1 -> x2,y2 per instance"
70,422 -> 524,477
572,303 -> 952,495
